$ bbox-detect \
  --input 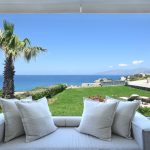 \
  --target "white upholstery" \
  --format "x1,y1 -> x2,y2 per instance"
0,97 -> 32,142
0,128 -> 140,150
0,114 -> 4,143
132,112 -> 150,150
77,100 -> 118,140
53,116 -> 81,127
16,97 -> 57,142
105,98 -> 140,138
0,112 -> 149,150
